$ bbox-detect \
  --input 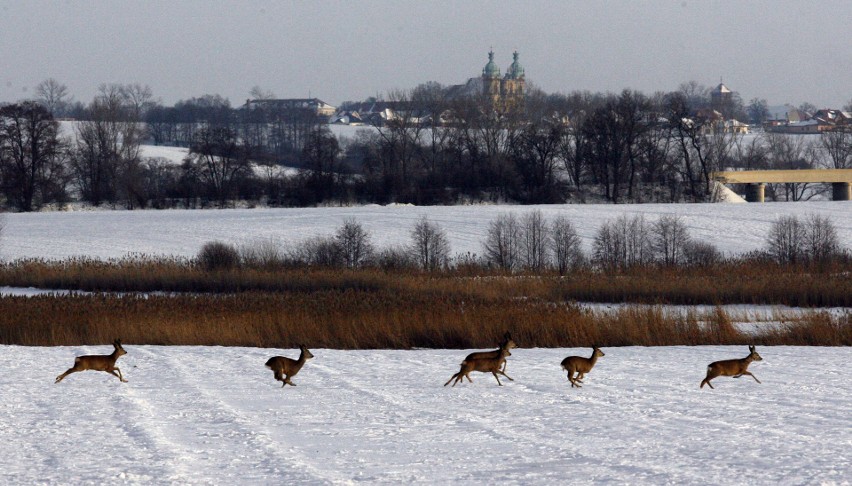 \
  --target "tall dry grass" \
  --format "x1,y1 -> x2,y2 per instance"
1,291 -> 848,348
1,257 -> 849,348
1,258 -> 850,306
